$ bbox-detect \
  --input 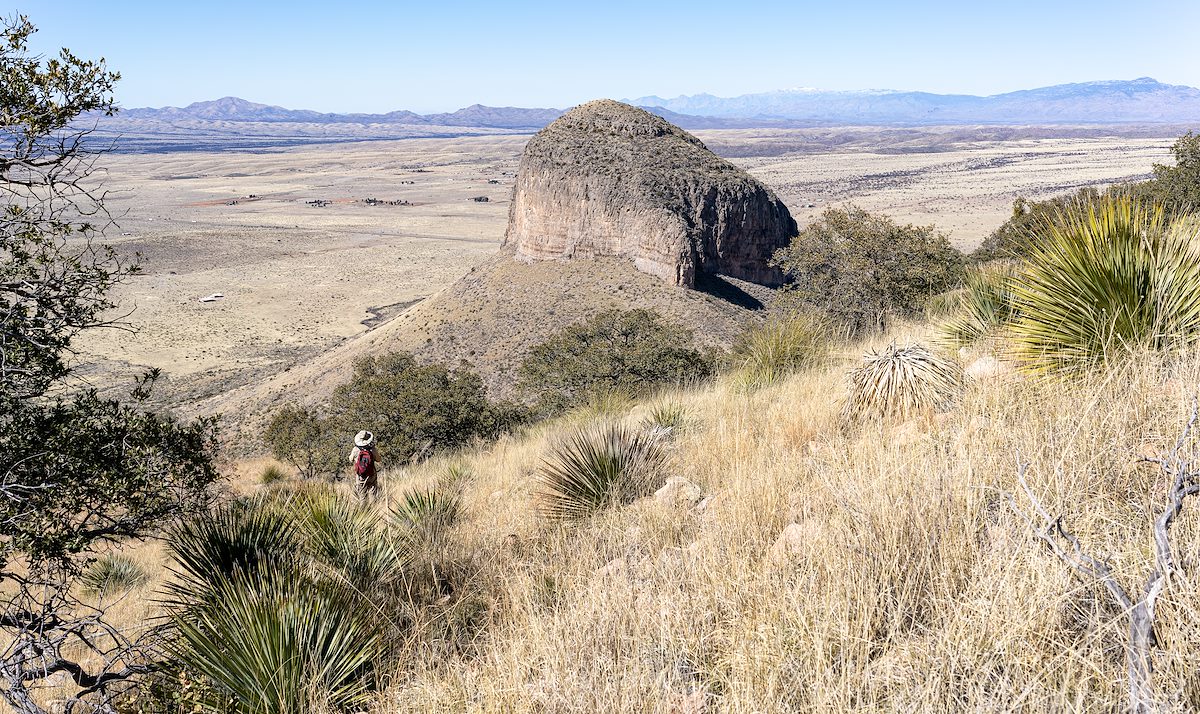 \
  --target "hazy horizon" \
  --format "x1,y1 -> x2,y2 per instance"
21,0 -> 1200,114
